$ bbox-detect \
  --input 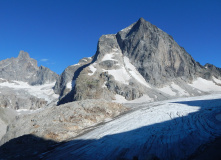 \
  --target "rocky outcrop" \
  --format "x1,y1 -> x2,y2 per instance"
0,90 -> 47,110
54,57 -> 92,100
0,107 -> 16,141
0,99 -> 127,144
203,63 -> 221,80
0,51 -> 58,85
